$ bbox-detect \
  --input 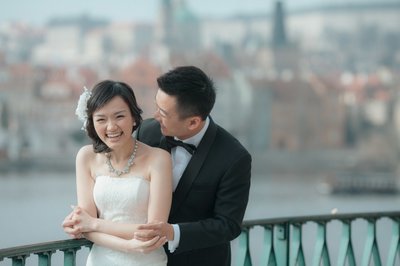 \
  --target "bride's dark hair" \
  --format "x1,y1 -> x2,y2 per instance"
85,80 -> 143,153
